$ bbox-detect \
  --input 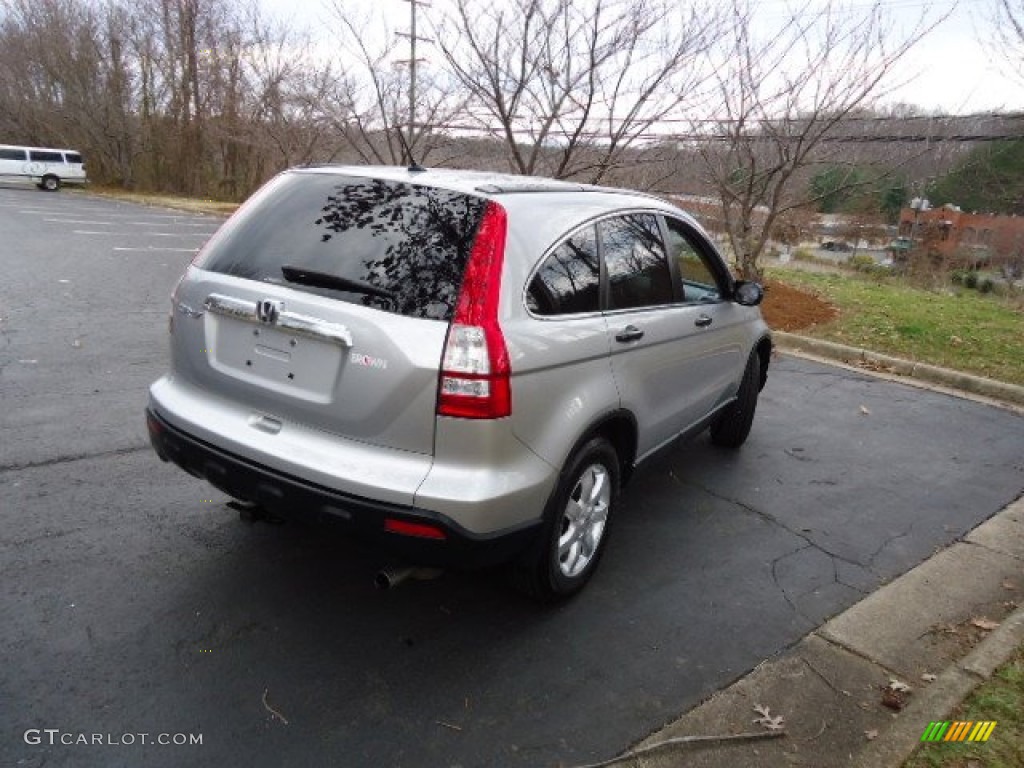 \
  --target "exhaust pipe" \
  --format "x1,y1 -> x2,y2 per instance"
374,566 -> 443,590
228,499 -> 284,525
